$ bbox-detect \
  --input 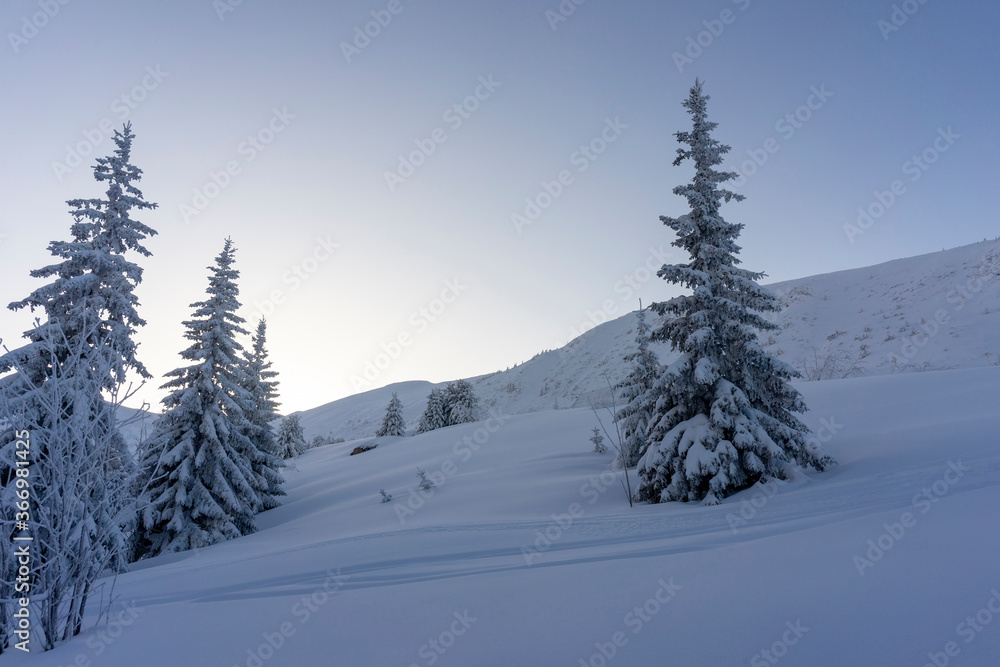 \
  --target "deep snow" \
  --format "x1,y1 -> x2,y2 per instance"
12,365 -> 1000,666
